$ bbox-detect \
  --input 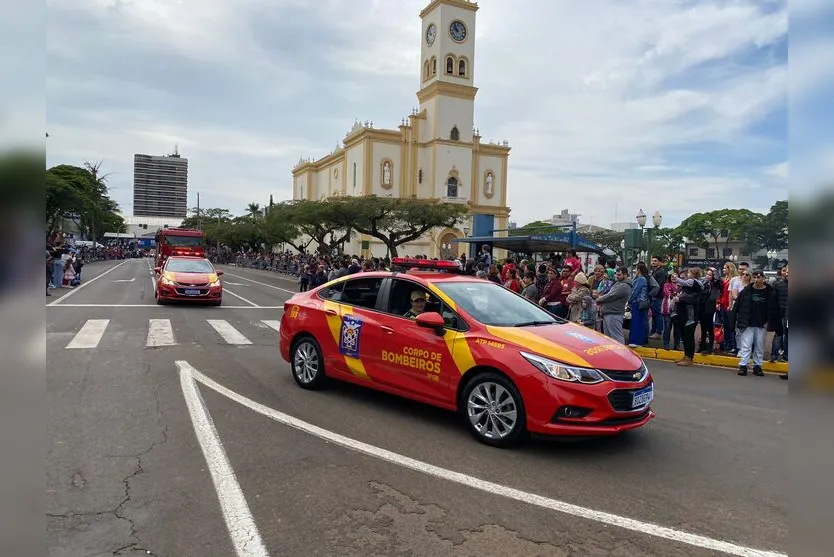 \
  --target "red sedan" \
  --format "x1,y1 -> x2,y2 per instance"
155,256 -> 223,305
278,257 -> 654,447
